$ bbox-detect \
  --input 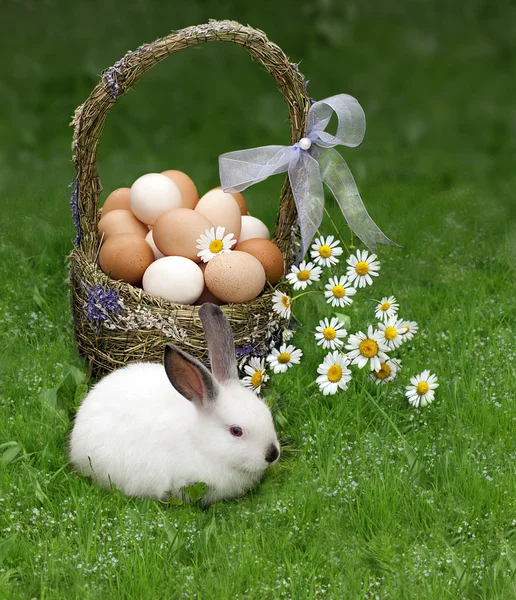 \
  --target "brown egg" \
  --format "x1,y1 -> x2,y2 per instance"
194,262 -> 224,305
204,251 -> 266,304
214,186 -> 248,216
235,238 -> 285,285
99,233 -> 155,286
161,170 -> 199,210
101,188 -> 131,215
153,208 -> 212,262
98,209 -> 149,240
195,189 -> 242,240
